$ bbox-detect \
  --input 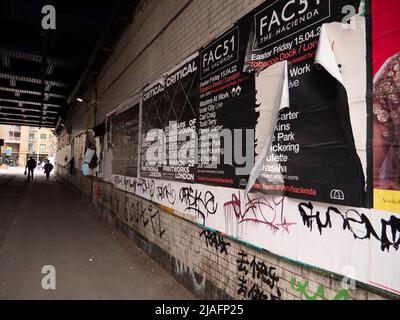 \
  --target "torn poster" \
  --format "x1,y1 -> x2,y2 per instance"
241,1 -> 366,206
245,60 -> 289,197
